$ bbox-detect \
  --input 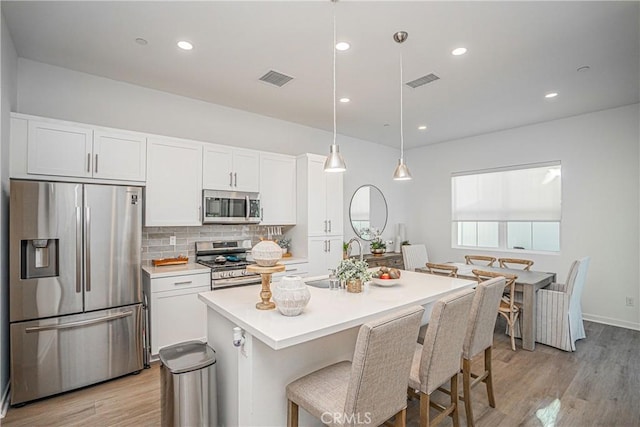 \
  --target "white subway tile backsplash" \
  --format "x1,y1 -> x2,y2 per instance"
140,224 -> 293,266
